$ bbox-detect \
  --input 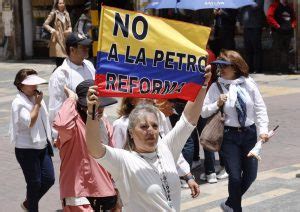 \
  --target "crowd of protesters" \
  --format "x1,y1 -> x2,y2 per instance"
8,0 -> 293,211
